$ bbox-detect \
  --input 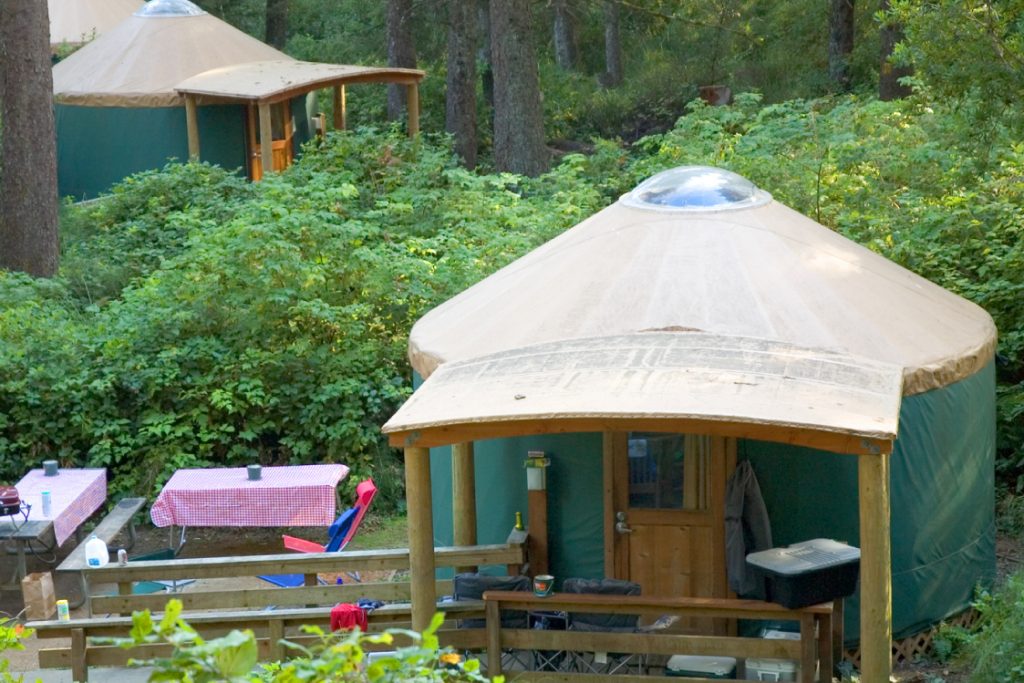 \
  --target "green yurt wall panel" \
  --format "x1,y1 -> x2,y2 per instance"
430,432 -> 605,582
56,103 -> 248,200
742,360 -> 996,643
